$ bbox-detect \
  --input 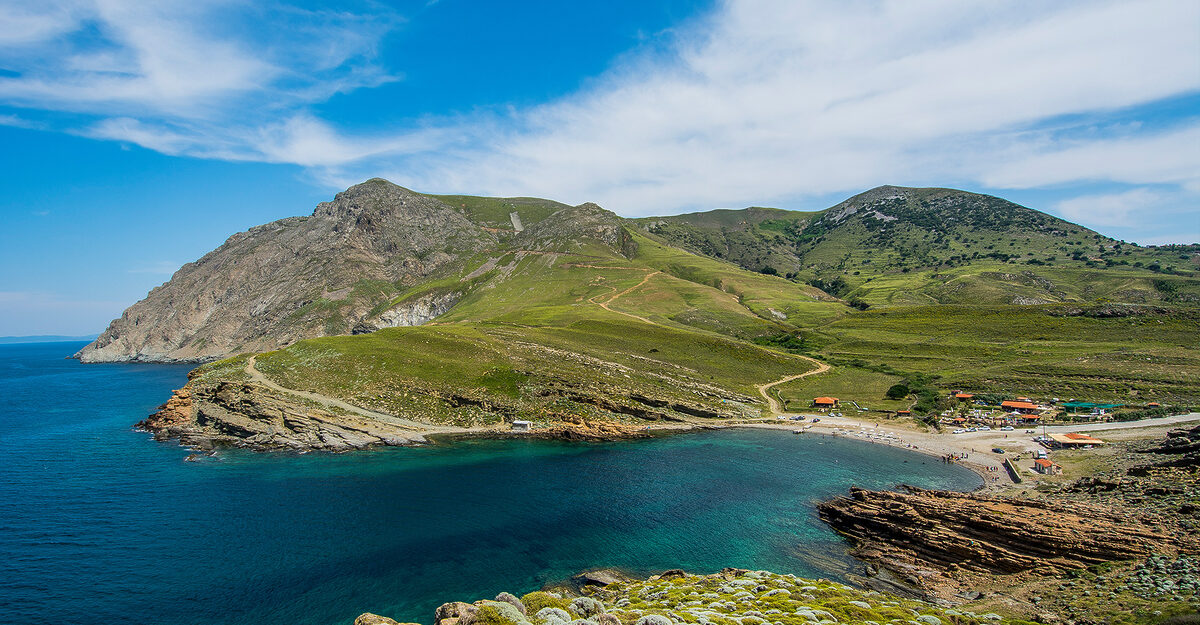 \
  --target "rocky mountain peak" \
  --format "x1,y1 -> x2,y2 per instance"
514,202 -> 629,252
313,178 -> 435,220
